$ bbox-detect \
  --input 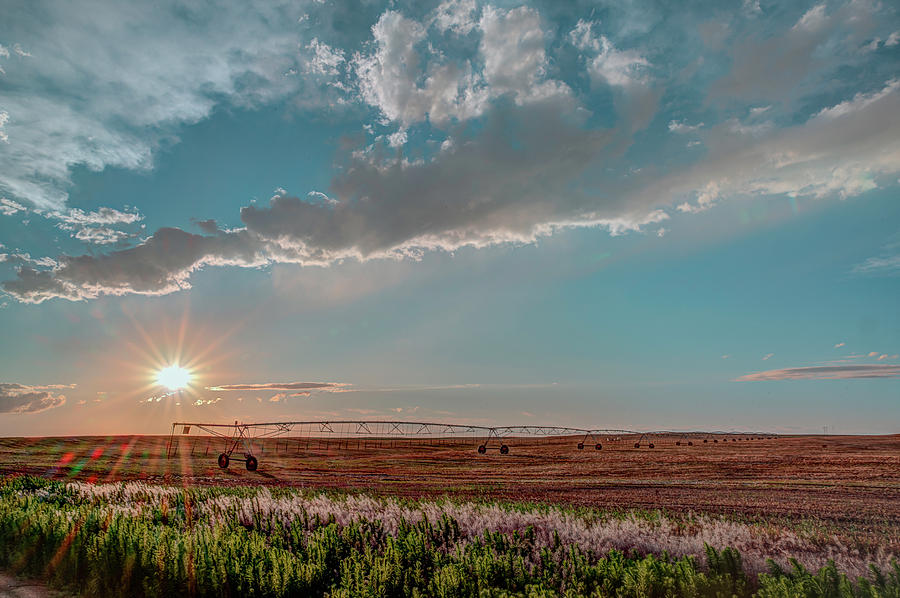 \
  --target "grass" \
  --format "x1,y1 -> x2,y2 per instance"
0,475 -> 897,597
